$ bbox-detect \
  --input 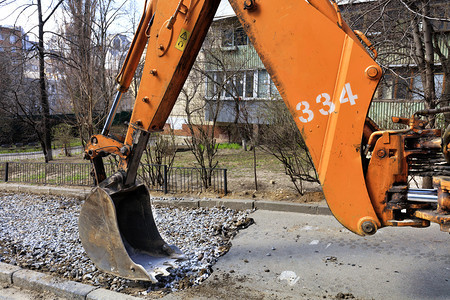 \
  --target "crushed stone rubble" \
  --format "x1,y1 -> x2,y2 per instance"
0,193 -> 254,297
